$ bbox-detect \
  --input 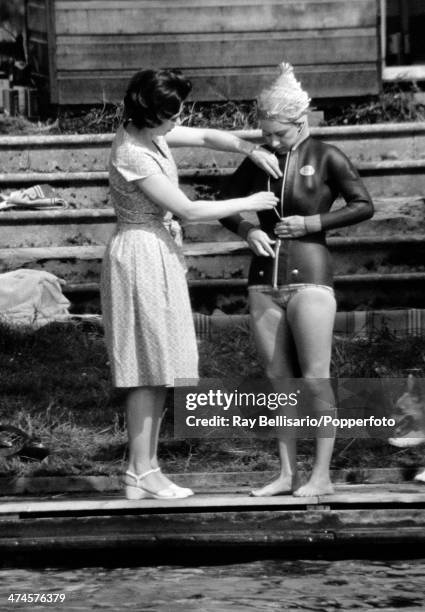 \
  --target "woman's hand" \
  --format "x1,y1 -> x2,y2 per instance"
248,147 -> 282,179
274,216 -> 307,238
246,228 -> 276,257
244,191 -> 278,212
